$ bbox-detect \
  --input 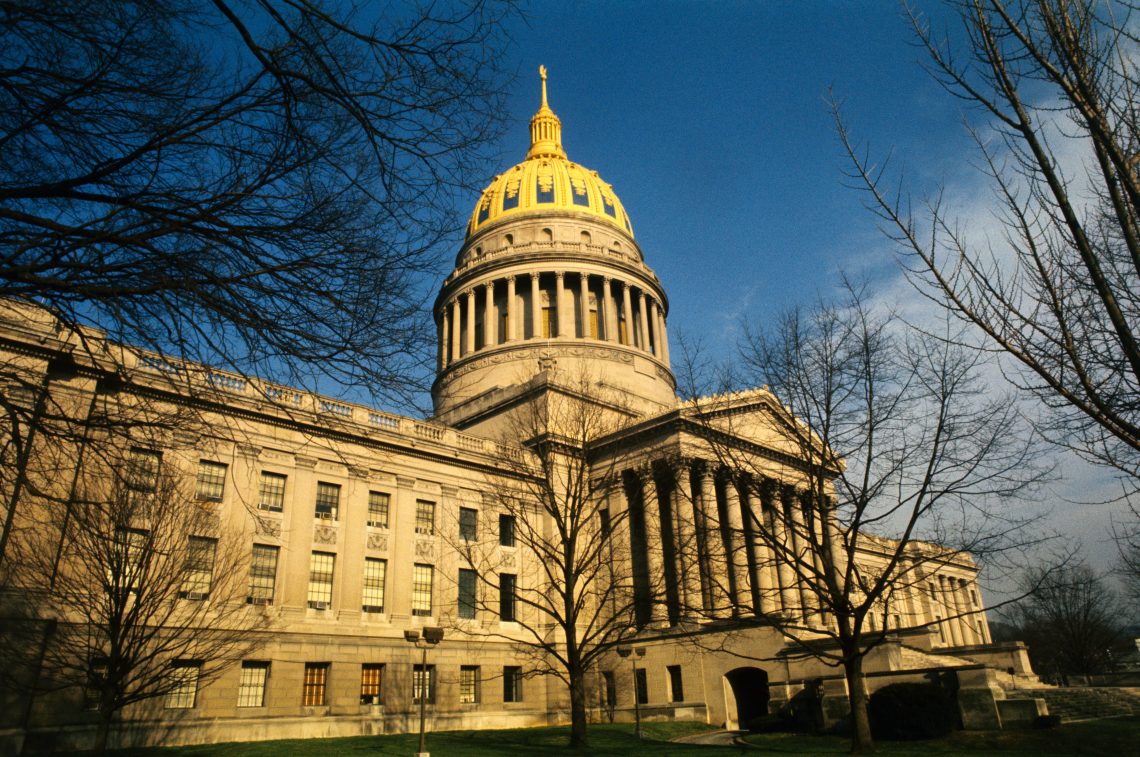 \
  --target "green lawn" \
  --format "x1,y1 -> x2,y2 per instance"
58,717 -> 1139,756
